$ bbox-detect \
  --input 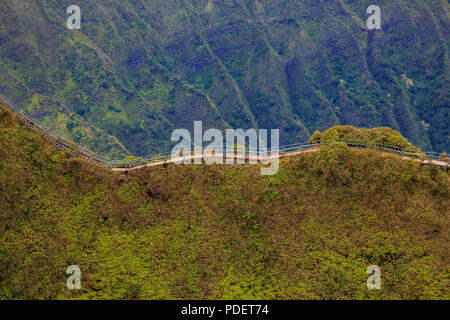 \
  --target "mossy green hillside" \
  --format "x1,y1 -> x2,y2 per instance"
0,109 -> 448,300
